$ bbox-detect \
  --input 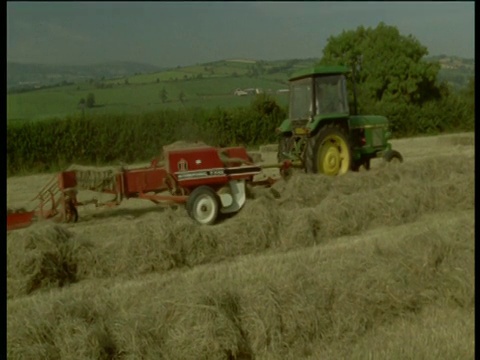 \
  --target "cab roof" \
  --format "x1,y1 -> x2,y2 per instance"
289,65 -> 350,81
